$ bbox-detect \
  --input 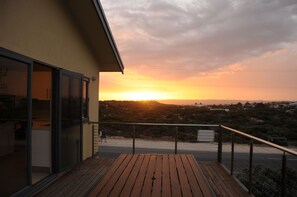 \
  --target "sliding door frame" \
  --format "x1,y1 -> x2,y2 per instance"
58,69 -> 83,172
0,48 -> 85,194
0,48 -> 33,195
